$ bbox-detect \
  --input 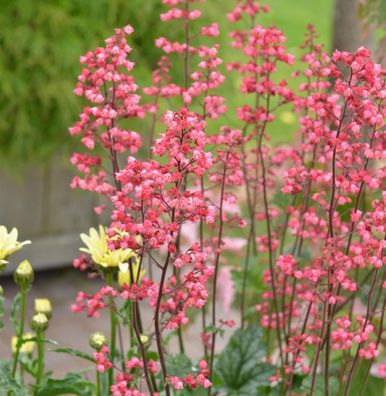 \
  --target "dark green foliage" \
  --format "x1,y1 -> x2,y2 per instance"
165,354 -> 195,378
346,360 -> 386,396
0,359 -> 27,396
214,325 -> 277,395
0,0 -> 333,168
35,372 -> 95,396
300,375 -> 338,396
0,0 -> 166,167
